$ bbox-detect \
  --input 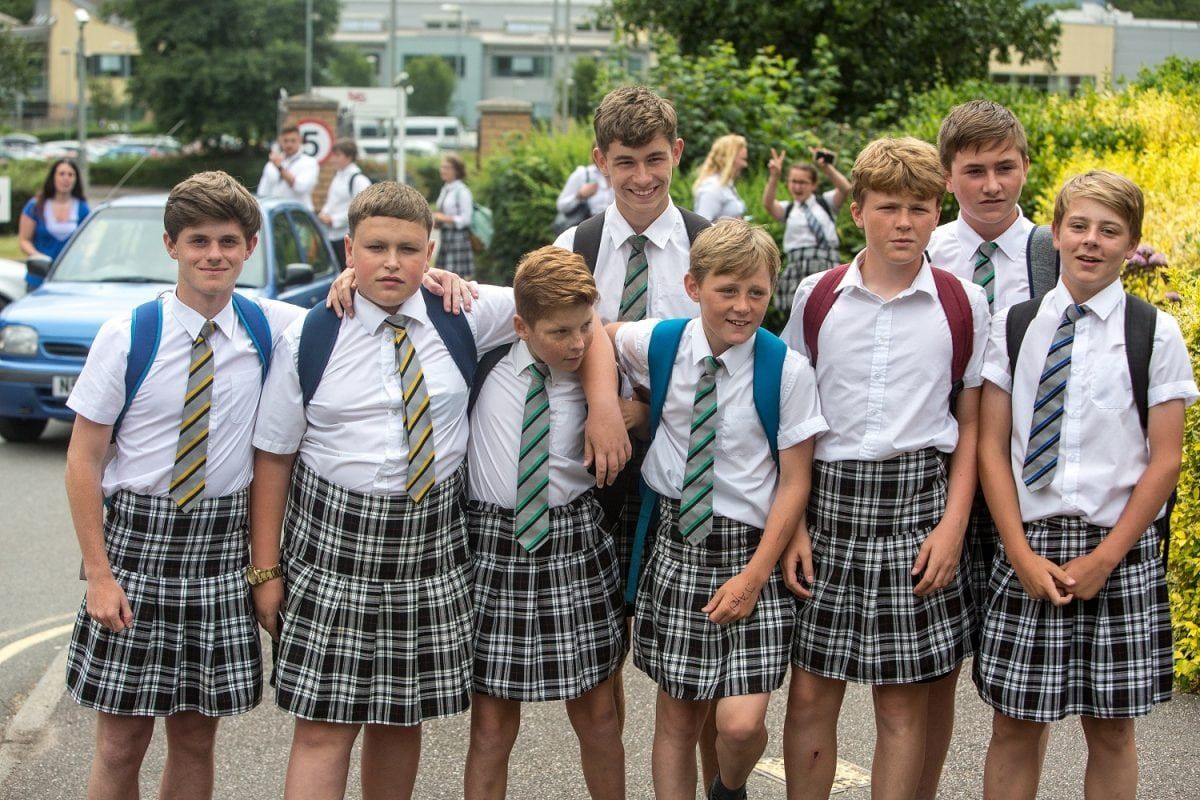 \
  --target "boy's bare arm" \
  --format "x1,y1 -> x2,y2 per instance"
249,448 -> 297,640
65,415 -> 133,632
325,267 -> 478,318
706,439 -> 813,624
578,309 -> 631,488
1064,399 -> 1185,600
762,148 -> 787,222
